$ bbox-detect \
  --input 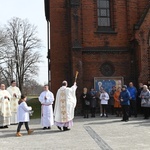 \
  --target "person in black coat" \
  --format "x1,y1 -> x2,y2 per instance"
137,83 -> 143,114
80,88 -> 91,118
90,88 -> 97,117
109,86 -> 116,115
